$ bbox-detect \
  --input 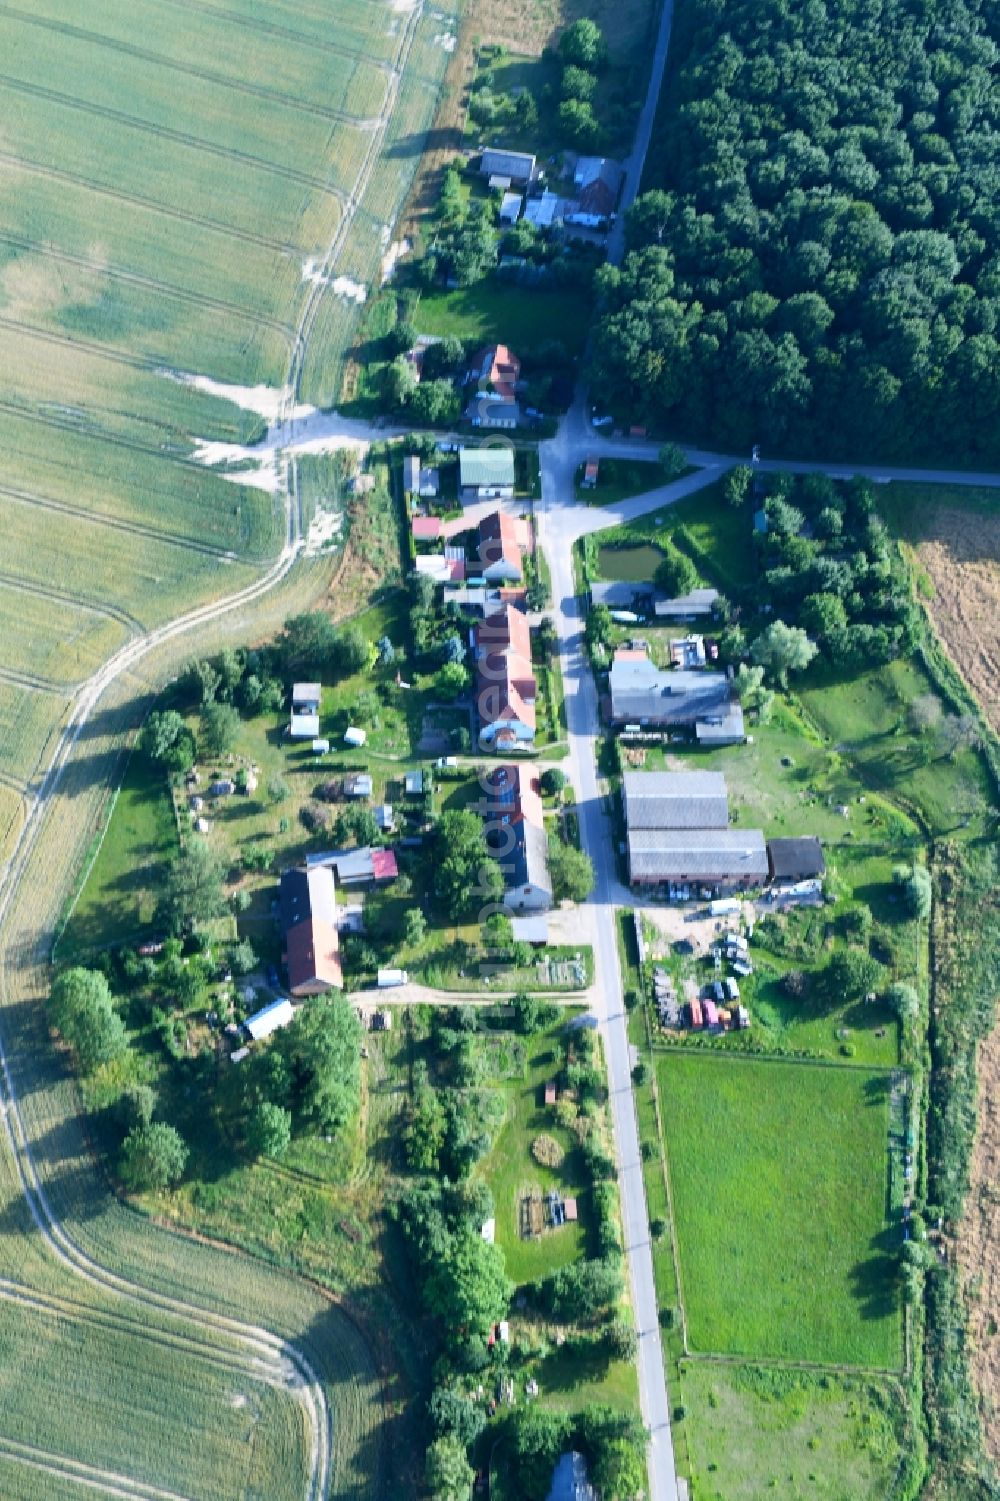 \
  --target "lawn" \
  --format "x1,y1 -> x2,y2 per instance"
677,1364 -> 907,1500
656,1053 -> 902,1368
577,457 -> 674,506
413,283 -> 591,356
58,751 -> 178,958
